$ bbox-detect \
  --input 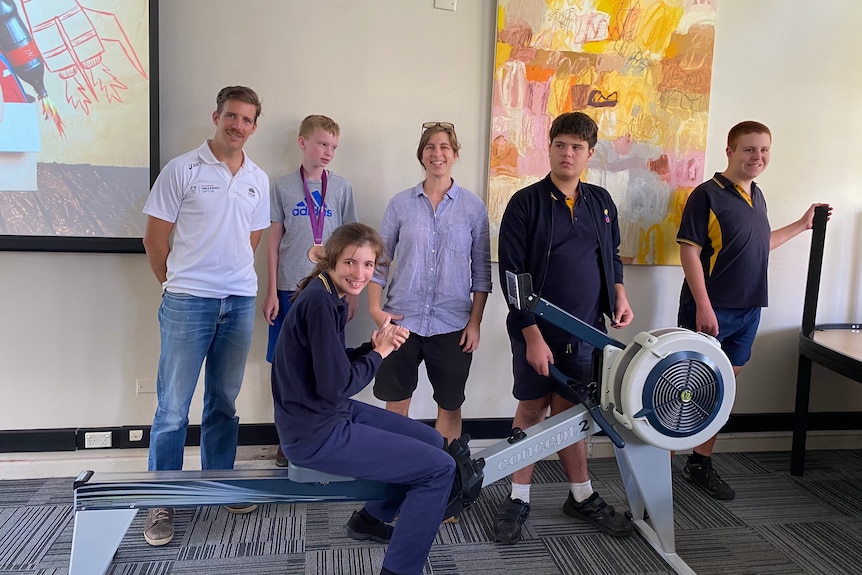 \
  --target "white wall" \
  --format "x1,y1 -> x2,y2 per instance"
1,0 -> 861,433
